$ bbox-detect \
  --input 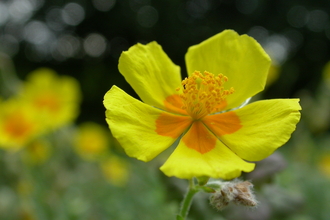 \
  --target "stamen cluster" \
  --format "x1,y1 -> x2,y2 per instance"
177,71 -> 234,120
